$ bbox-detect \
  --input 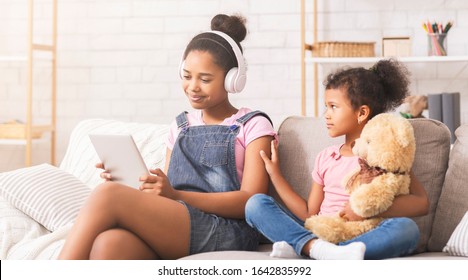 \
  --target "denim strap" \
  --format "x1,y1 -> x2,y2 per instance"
175,111 -> 189,129
235,110 -> 273,126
